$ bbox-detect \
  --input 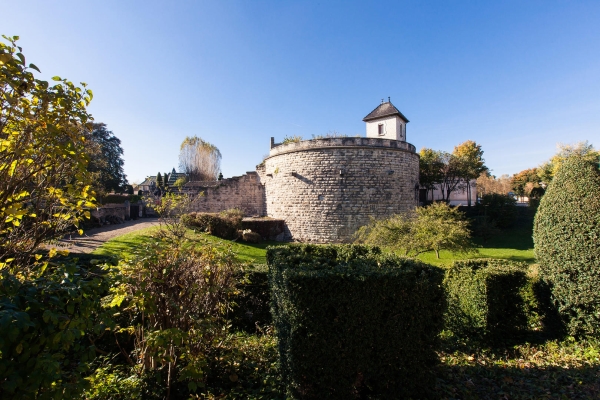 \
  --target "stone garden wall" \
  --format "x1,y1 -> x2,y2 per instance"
185,172 -> 265,216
